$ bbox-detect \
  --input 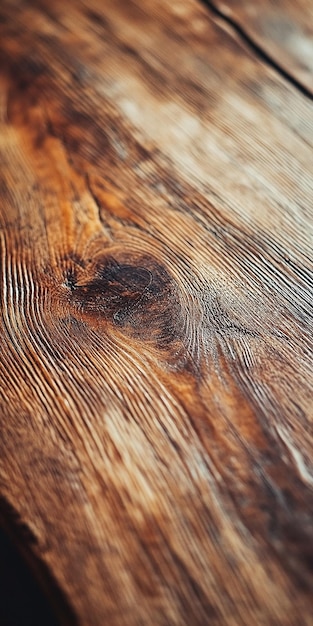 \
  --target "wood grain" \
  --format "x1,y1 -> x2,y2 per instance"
207,0 -> 313,95
0,0 -> 313,624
